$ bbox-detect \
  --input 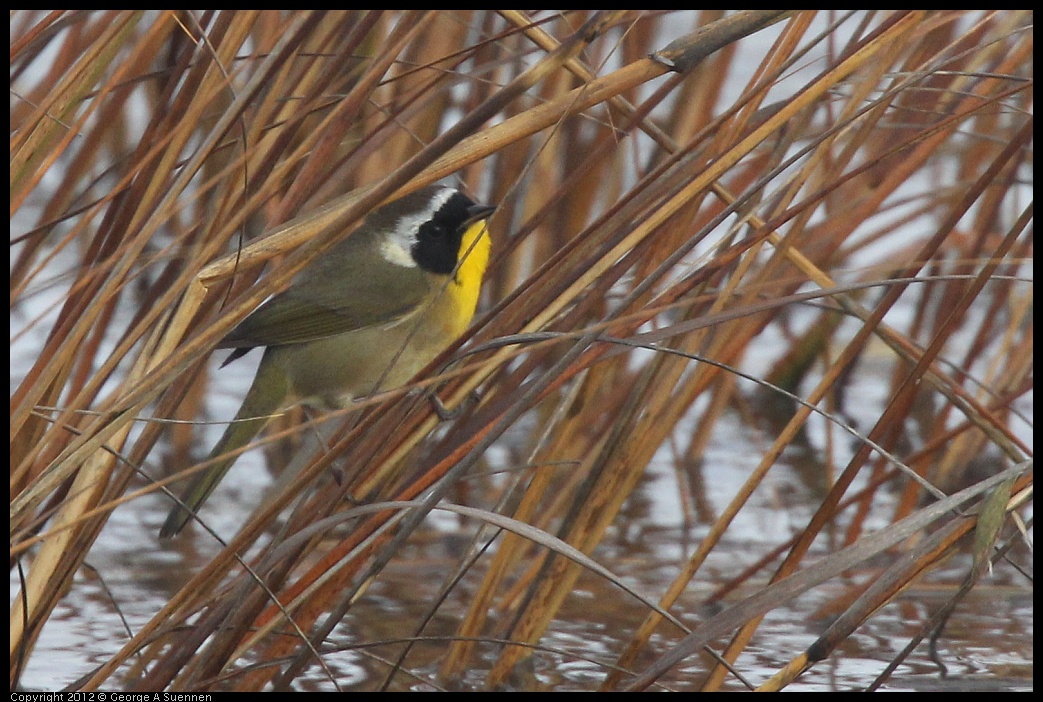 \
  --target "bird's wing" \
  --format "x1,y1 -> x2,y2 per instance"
217,240 -> 434,350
